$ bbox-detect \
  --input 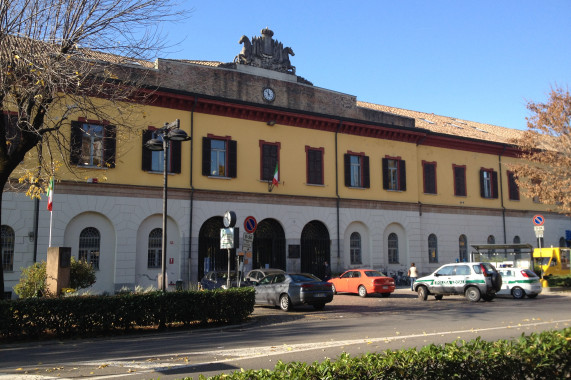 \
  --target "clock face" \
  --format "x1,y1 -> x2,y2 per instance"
263,87 -> 275,102
223,211 -> 236,228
